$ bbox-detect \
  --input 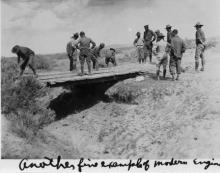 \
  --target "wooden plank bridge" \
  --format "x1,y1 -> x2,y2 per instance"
38,63 -> 153,87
